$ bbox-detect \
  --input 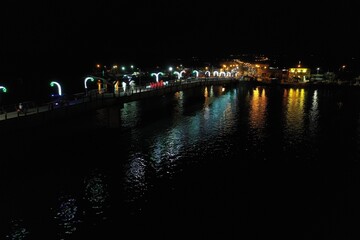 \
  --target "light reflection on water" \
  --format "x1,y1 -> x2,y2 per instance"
5,219 -> 29,240
119,86 -> 238,206
284,88 -> 306,142
83,171 -> 109,221
248,87 -> 267,146
309,90 -> 319,136
53,195 -> 81,239
123,153 -> 148,204
146,86 -> 238,172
